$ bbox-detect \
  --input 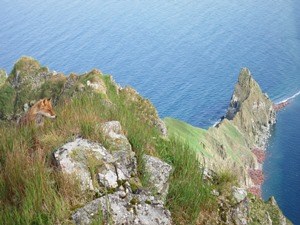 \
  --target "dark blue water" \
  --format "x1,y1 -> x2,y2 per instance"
0,0 -> 299,223
263,98 -> 300,224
